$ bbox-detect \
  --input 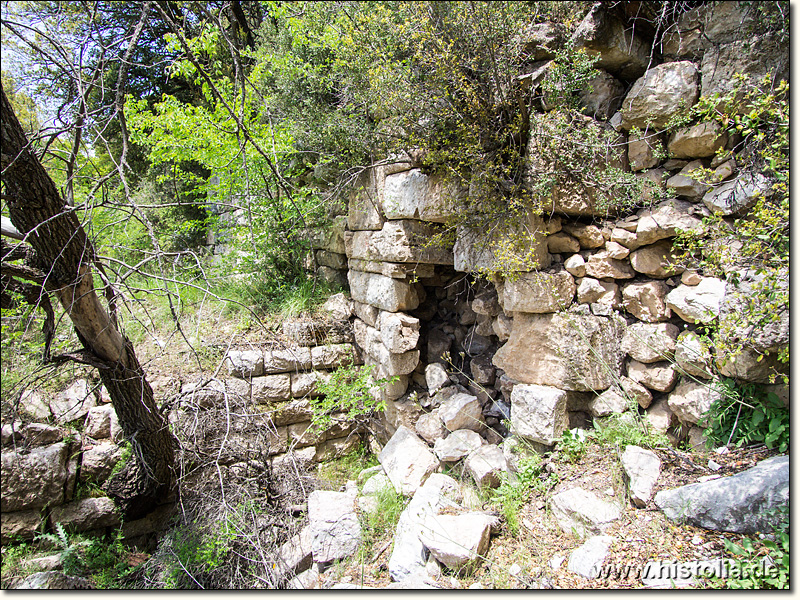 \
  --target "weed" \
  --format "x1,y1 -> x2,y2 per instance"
591,413 -> 671,450
703,379 -> 789,452
316,444 -> 378,487
556,429 -> 587,464
491,454 -> 556,536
